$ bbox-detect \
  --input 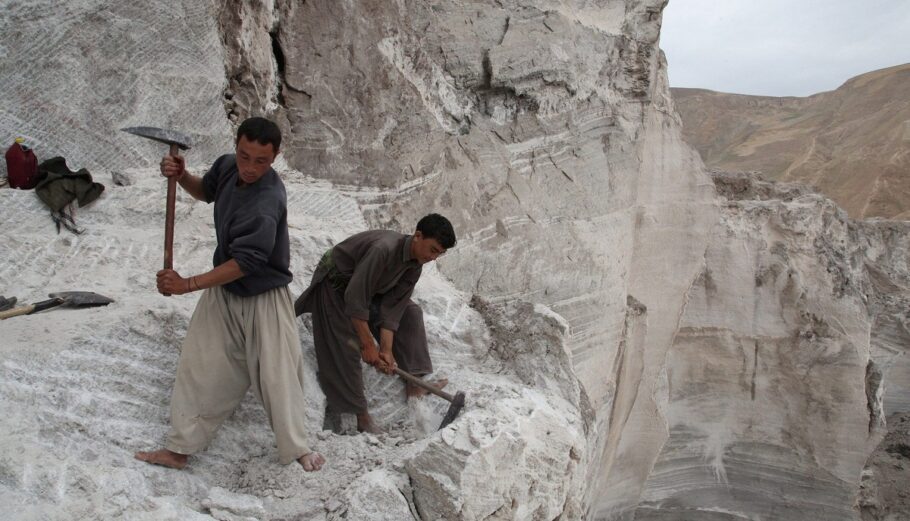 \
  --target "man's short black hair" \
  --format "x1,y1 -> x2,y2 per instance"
236,117 -> 282,152
417,213 -> 456,249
